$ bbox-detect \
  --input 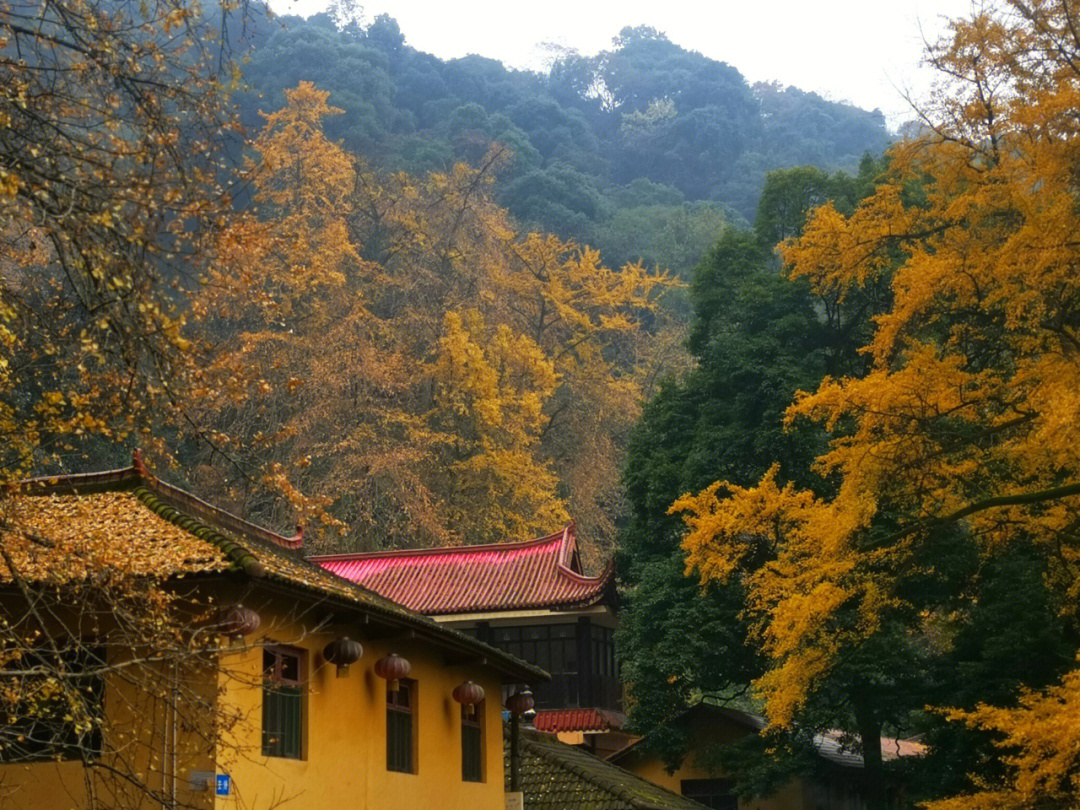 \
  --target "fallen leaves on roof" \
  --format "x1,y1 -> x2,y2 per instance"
0,467 -> 548,683
0,492 -> 228,584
